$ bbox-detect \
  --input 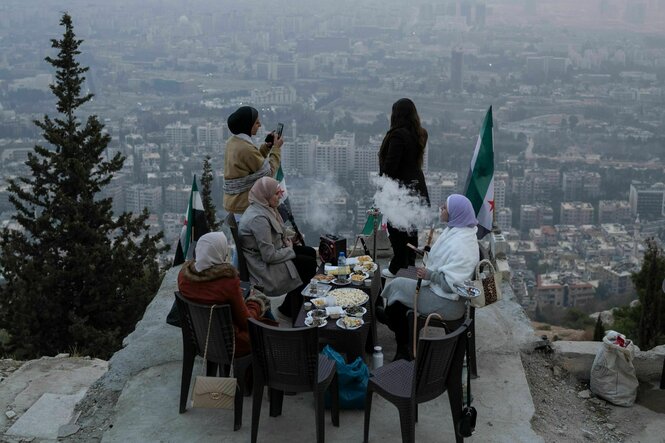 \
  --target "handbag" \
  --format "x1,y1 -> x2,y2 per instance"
458,328 -> 477,437
419,313 -> 447,339
191,305 -> 237,410
468,259 -> 502,308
